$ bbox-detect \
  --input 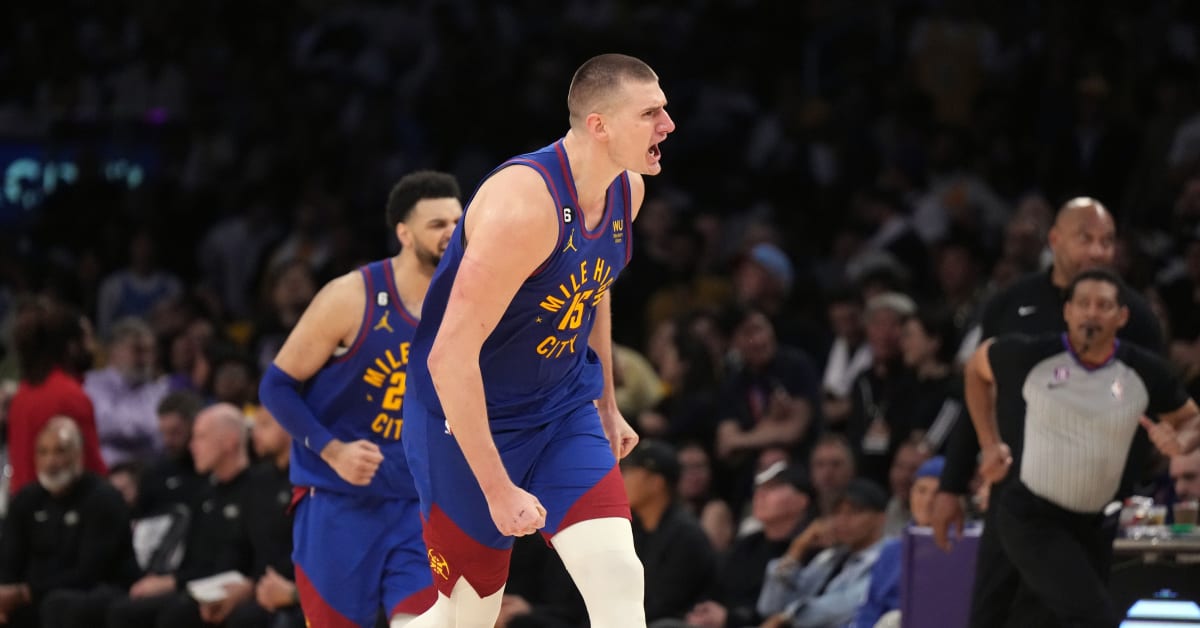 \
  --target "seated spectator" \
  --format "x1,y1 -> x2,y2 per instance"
845,292 -> 918,485
615,343 -> 665,421
137,390 -> 207,517
676,442 -> 735,553
638,328 -> 721,446
757,479 -> 889,628
1171,449 -> 1200,501
622,440 -> 717,622
7,296 -> 107,495
661,461 -> 814,628
85,317 -> 169,466
4,418 -> 138,628
849,457 -> 943,628
108,462 -> 142,510
715,306 -> 820,510
95,229 -> 183,338
733,242 -> 794,323
820,288 -> 872,428
899,308 -> 964,453
202,405 -> 304,628
208,350 -> 259,410
810,434 -> 856,518
105,403 -> 254,628
883,435 -> 931,536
